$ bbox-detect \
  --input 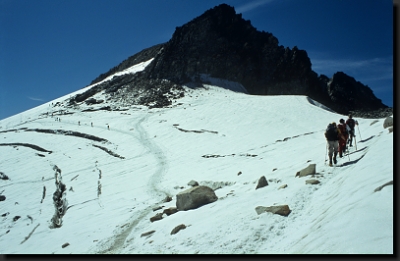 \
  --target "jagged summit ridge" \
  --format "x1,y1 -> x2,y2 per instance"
82,3 -> 389,116
146,4 -> 316,95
